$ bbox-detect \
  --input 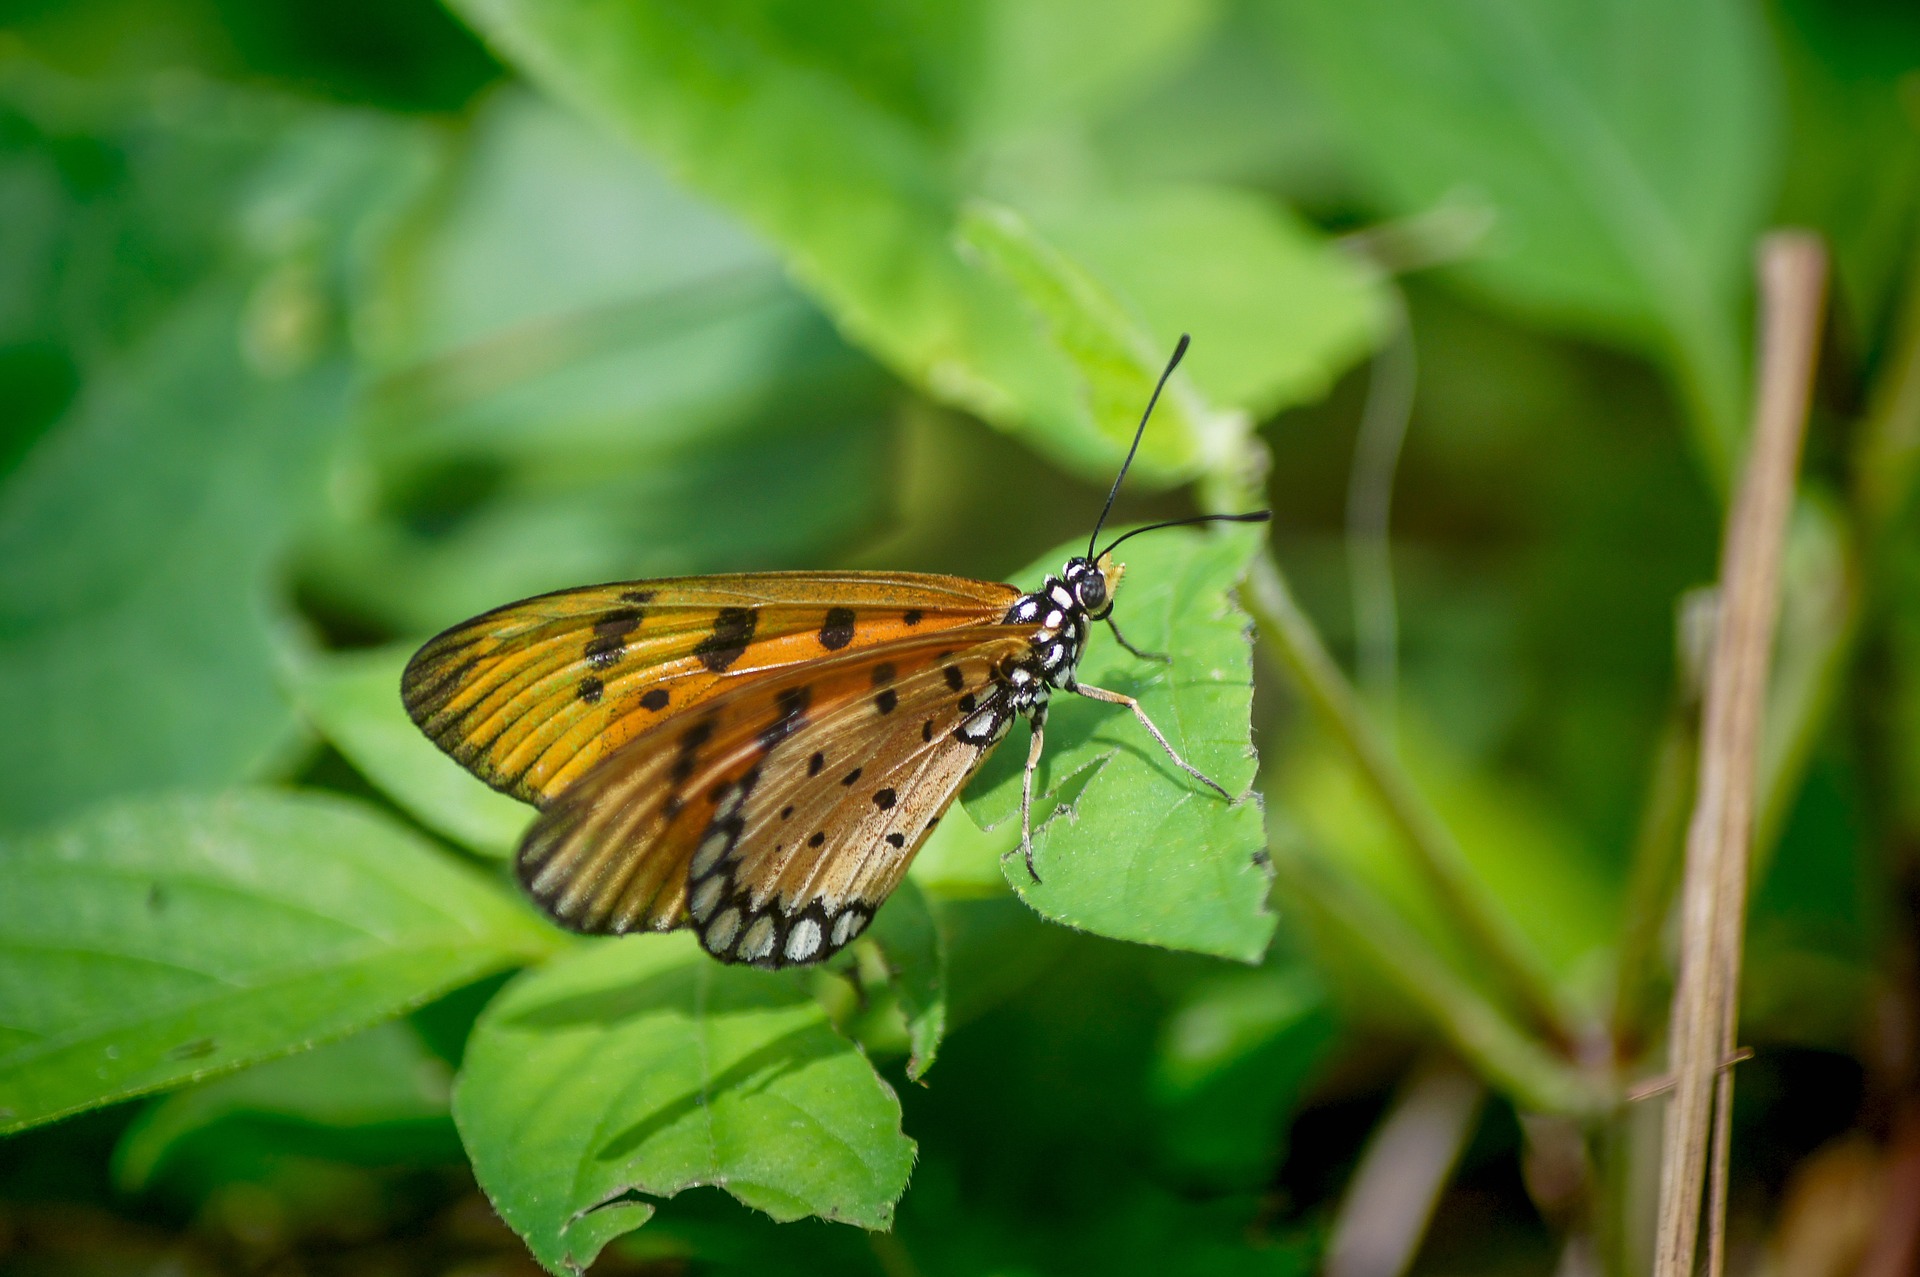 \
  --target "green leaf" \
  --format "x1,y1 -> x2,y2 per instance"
0,789 -> 555,1134
964,527 -> 1273,963
1265,0 -> 1777,475
0,80 -> 438,829
303,89 -> 896,633
305,399 -> 894,634
443,0 -> 1382,481
454,934 -> 915,1275
907,791 -> 1018,898
1034,186 -> 1383,421
956,199 -> 1226,476
288,643 -> 531,857
864,878 -> 947,1081
112,1020 -> 451,1191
